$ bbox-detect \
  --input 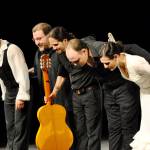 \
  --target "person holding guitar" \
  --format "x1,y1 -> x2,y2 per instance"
48,28 -> 102,150
30,23 -> 74,147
